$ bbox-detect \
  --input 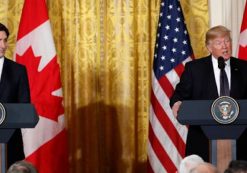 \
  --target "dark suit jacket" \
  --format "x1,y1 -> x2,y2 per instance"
0,57 -> 30,167
170,55 -> 247,161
